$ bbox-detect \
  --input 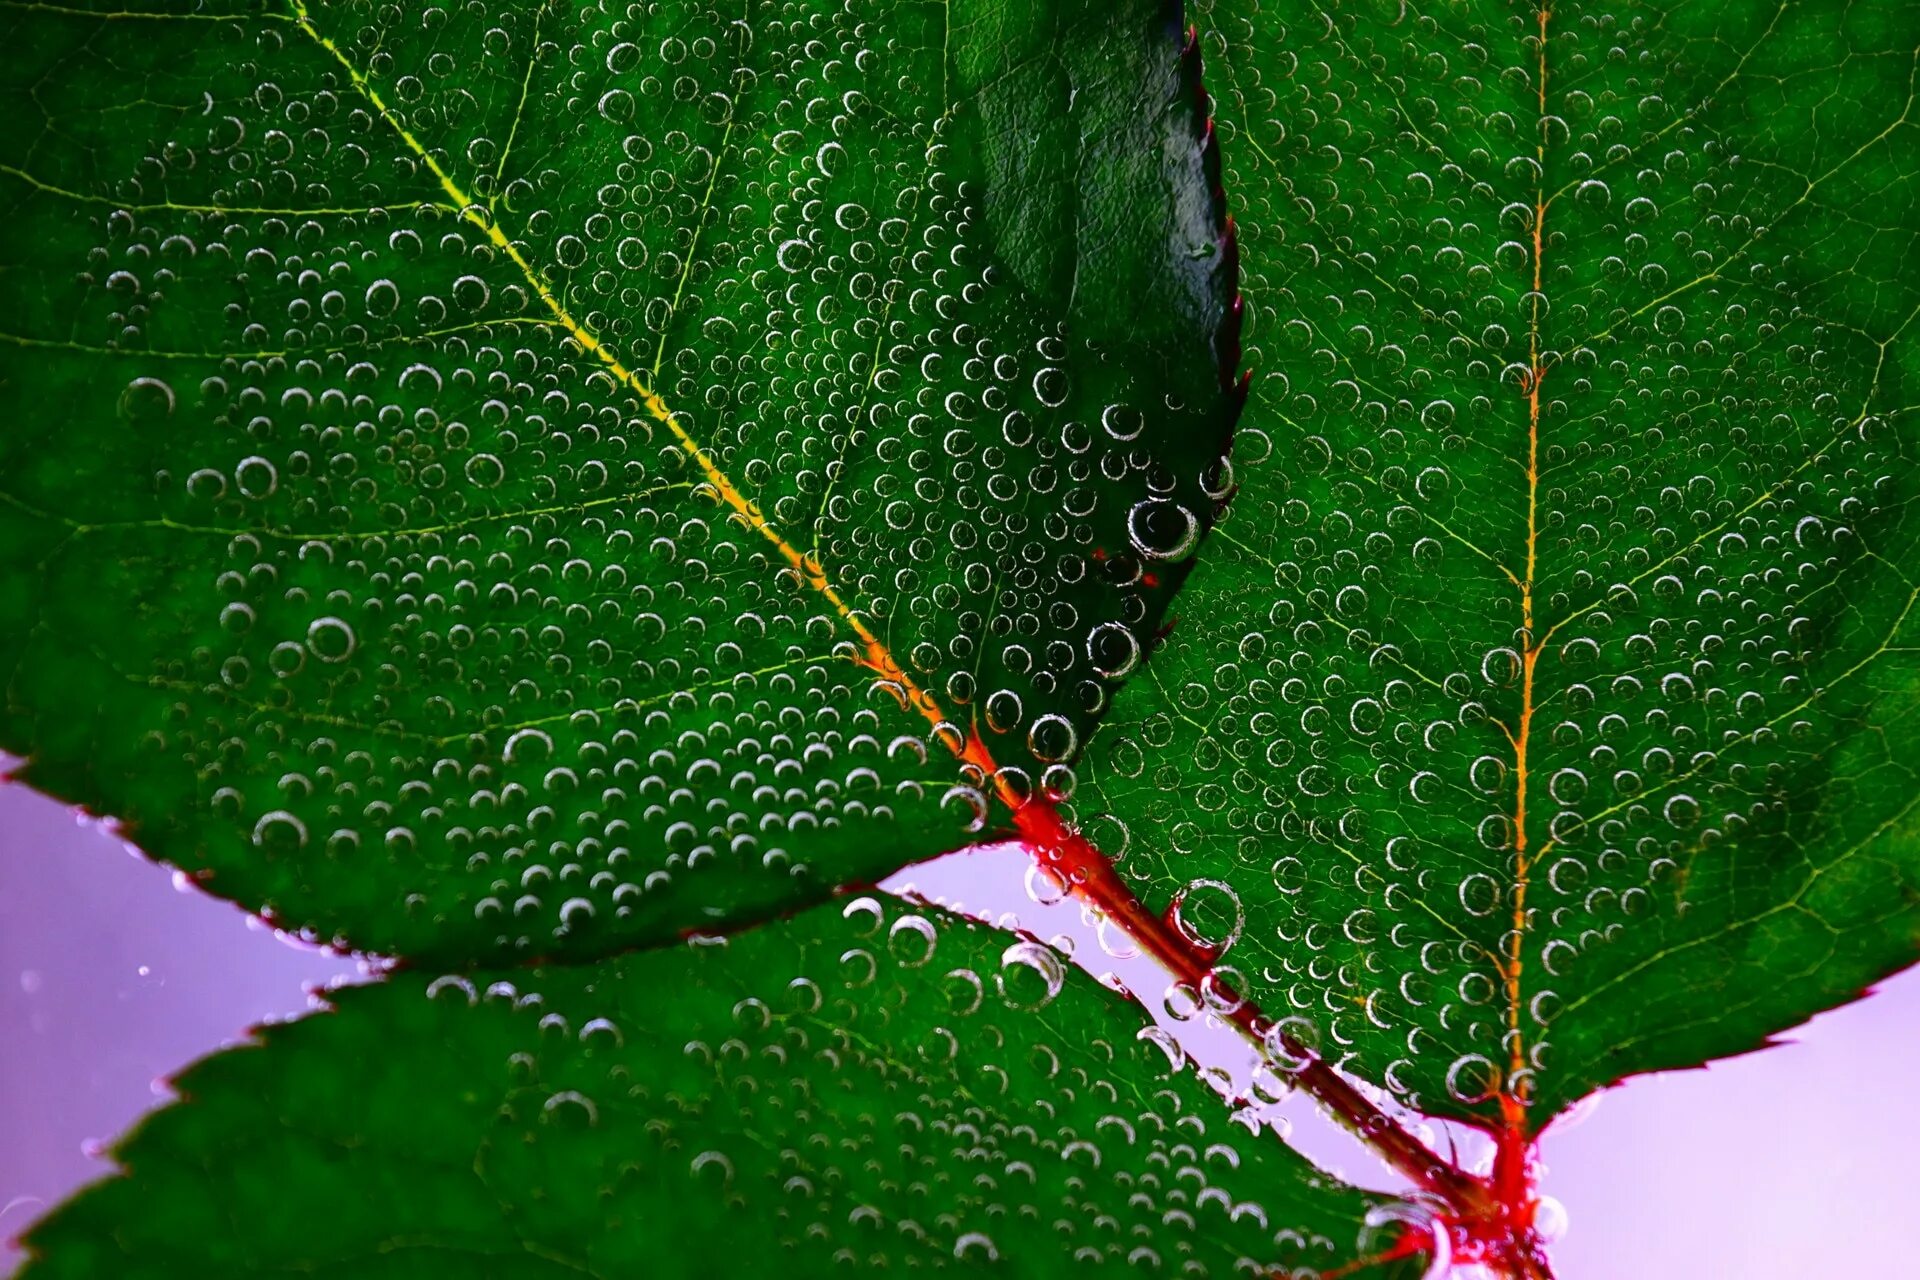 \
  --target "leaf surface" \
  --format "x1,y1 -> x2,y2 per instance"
0,0 -> 1235,963
17,896 -> 1416,1280
1075,0 -> 1920,1126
